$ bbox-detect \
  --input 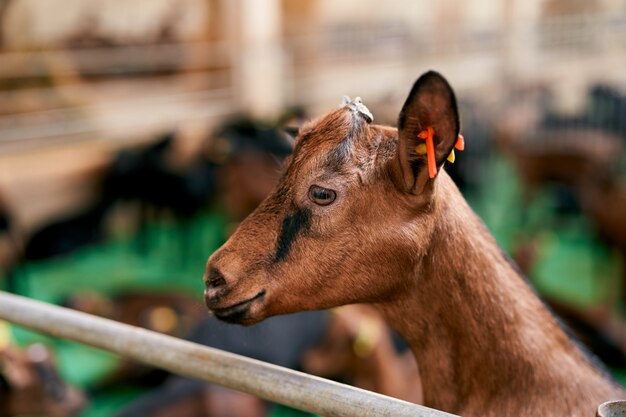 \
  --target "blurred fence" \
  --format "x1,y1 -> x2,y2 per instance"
285,11 -> 626,107
0,3 -> 624,150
